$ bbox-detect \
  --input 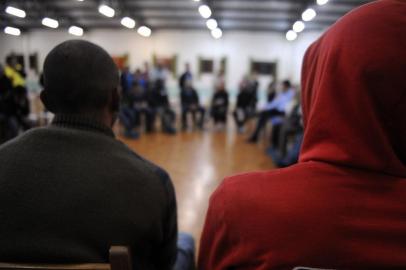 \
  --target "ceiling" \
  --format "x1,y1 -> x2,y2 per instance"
0,0 -> 373,33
